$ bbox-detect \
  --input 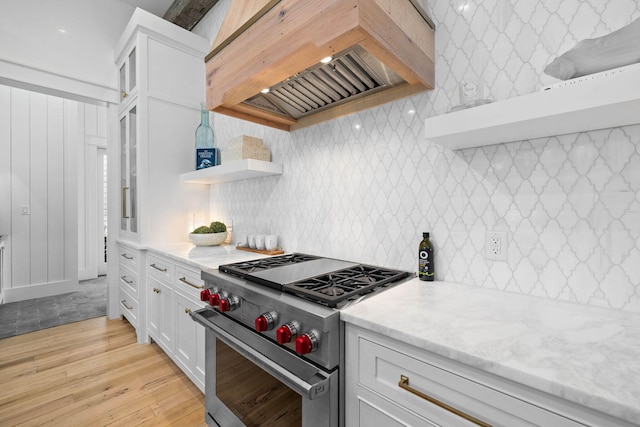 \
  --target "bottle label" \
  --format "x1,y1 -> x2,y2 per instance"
418,249 -> 434,281
196,148 -> 216,170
